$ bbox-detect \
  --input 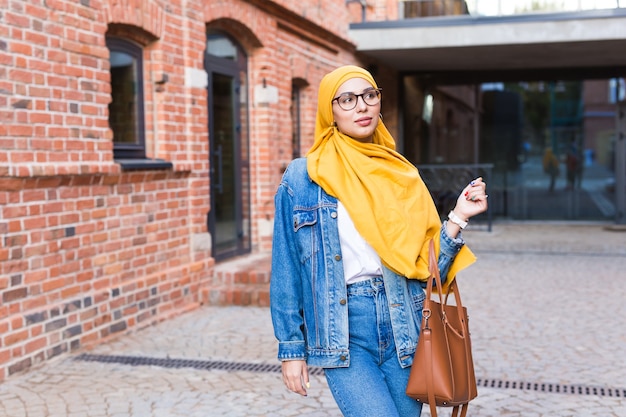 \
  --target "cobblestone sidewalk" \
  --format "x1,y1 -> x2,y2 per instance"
1,223 -> 625,417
